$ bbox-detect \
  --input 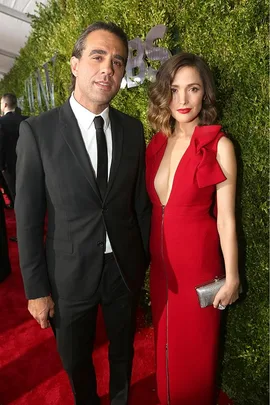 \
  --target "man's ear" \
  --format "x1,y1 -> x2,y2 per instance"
70,56 -> 79,77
